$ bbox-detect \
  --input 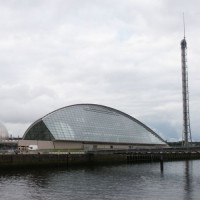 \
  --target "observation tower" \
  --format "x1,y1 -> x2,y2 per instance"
180,15 -> 192,147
